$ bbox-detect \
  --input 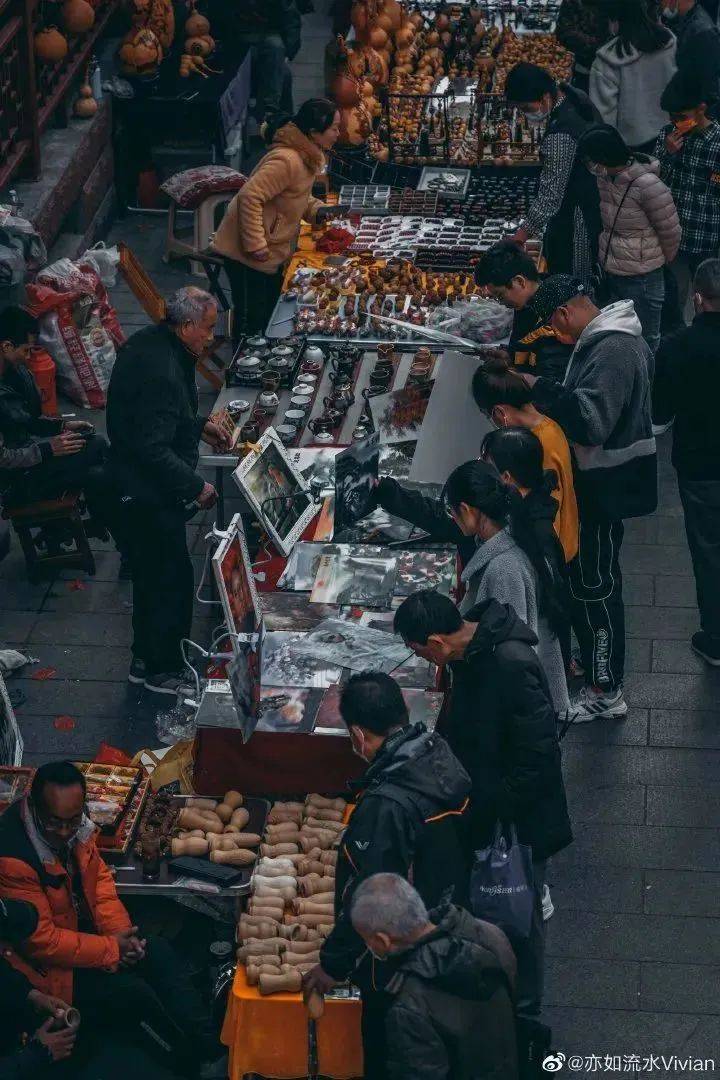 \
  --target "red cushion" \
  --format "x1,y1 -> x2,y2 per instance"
161,166 -> 247,210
